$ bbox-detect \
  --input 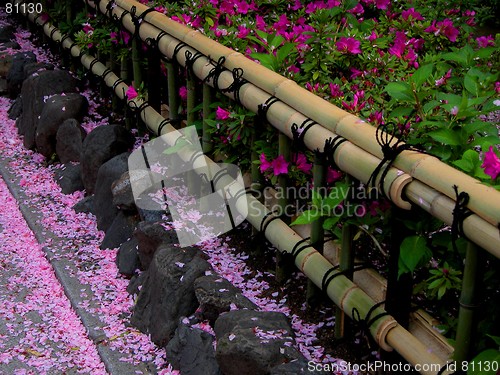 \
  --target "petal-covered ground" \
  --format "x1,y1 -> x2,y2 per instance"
0,11 -> 354,375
